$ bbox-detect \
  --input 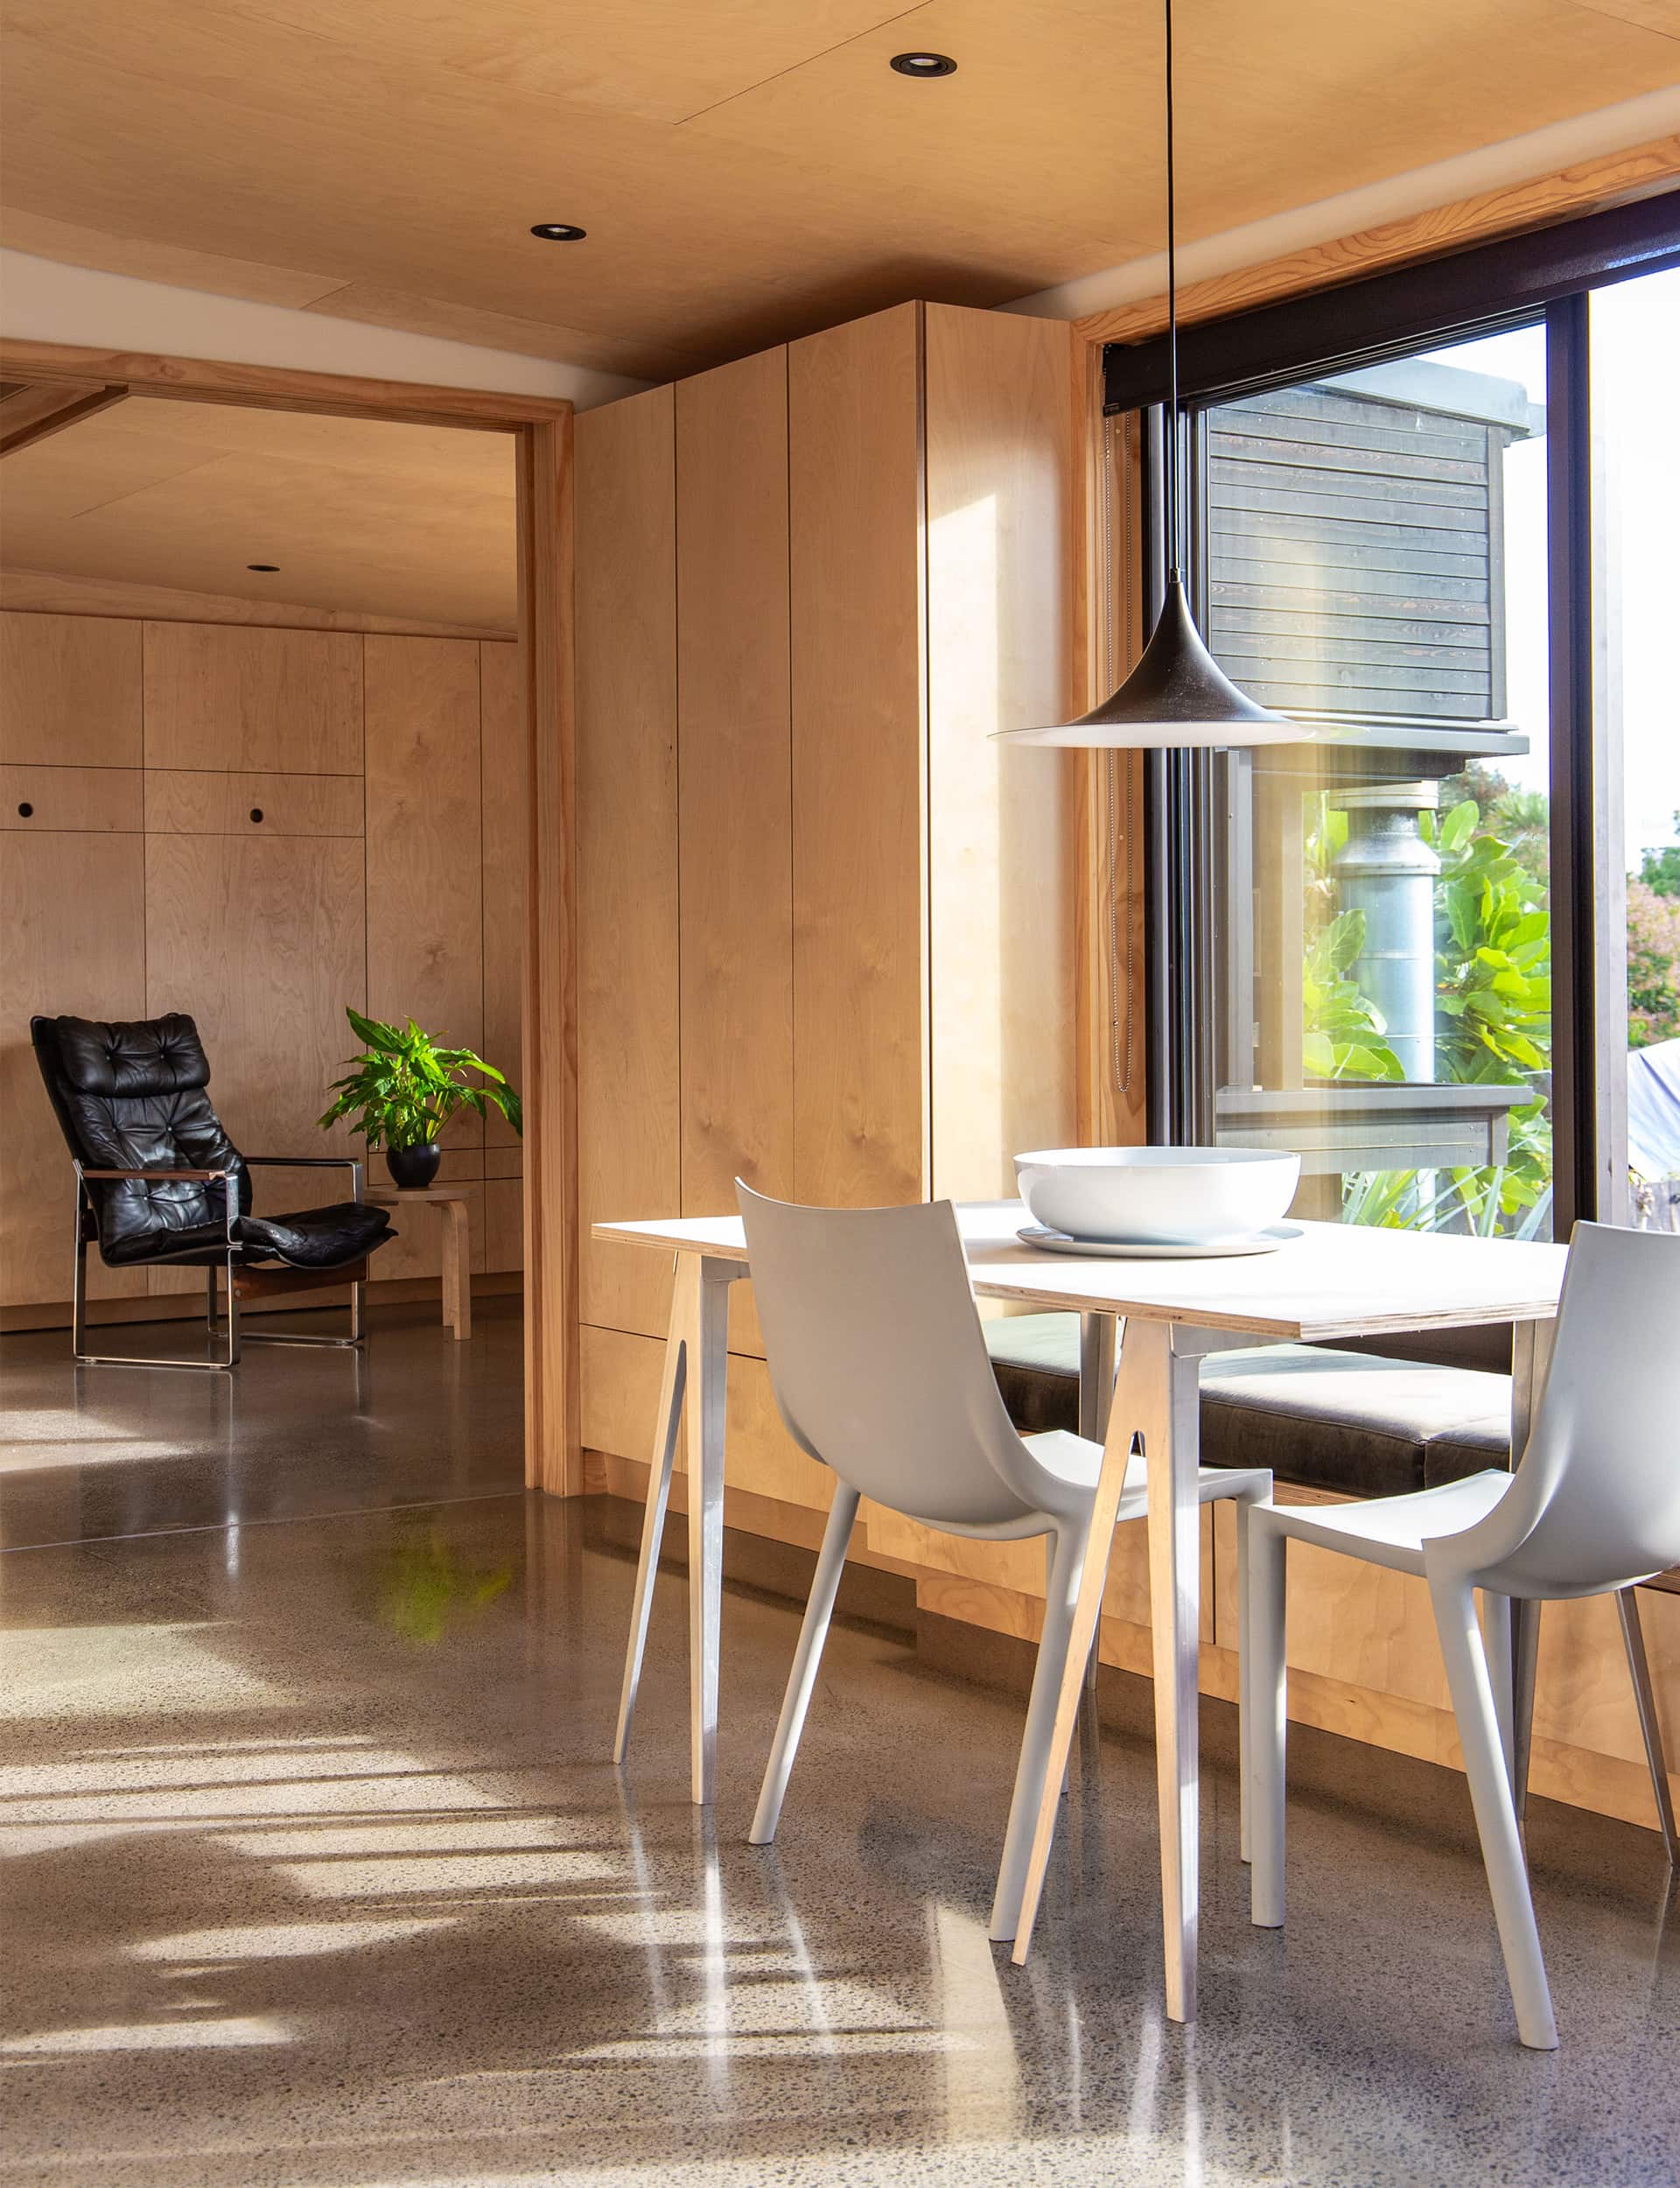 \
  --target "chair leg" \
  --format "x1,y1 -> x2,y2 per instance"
1248,1516 -> 1288,1928
1513,1597 -> 1541,1827
990,1519 -> 1091,1942
205,1266 -> 218,1336
1480,1590 -> 1516,1790
1429,1573 -> 1558,2050
1617,1588 -> 1679,1868
1236,1497 -> 1254,1865
749,1483 -> 860,1847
